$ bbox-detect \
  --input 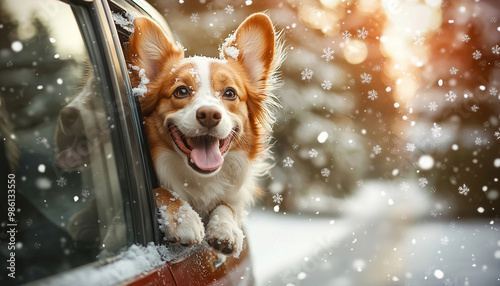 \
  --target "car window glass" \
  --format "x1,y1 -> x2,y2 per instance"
0,0 -> 131,284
